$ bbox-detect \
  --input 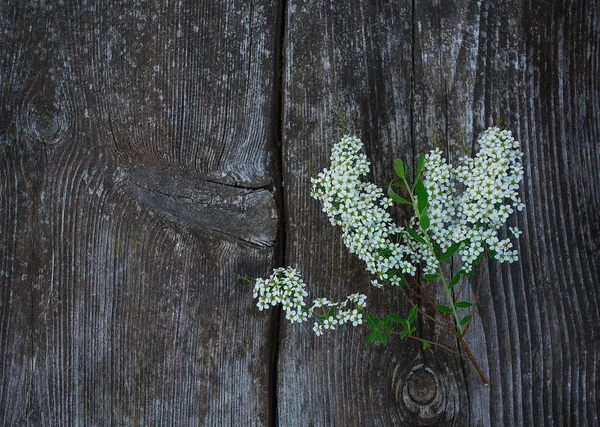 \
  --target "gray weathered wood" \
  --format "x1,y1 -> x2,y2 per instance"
281,0 -> 600,425
1,0 -> 599,425
0,1 -> 282,425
